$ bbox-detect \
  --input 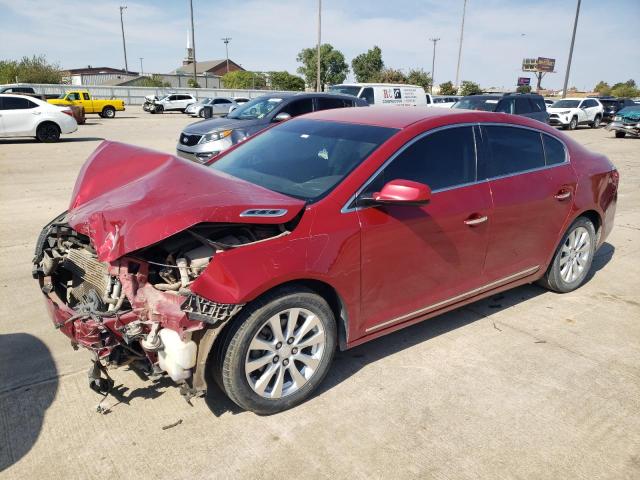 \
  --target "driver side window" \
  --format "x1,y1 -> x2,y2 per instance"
279,98 -> 314,117
362,126 -> 477,196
